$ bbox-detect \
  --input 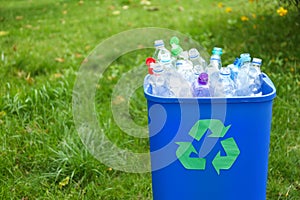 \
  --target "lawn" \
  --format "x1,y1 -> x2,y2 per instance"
0,0 -> 299,199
